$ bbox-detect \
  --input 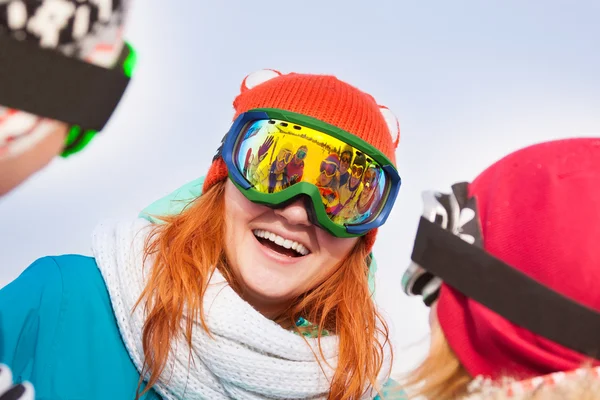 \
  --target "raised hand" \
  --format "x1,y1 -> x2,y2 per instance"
257,136 -> 275,162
